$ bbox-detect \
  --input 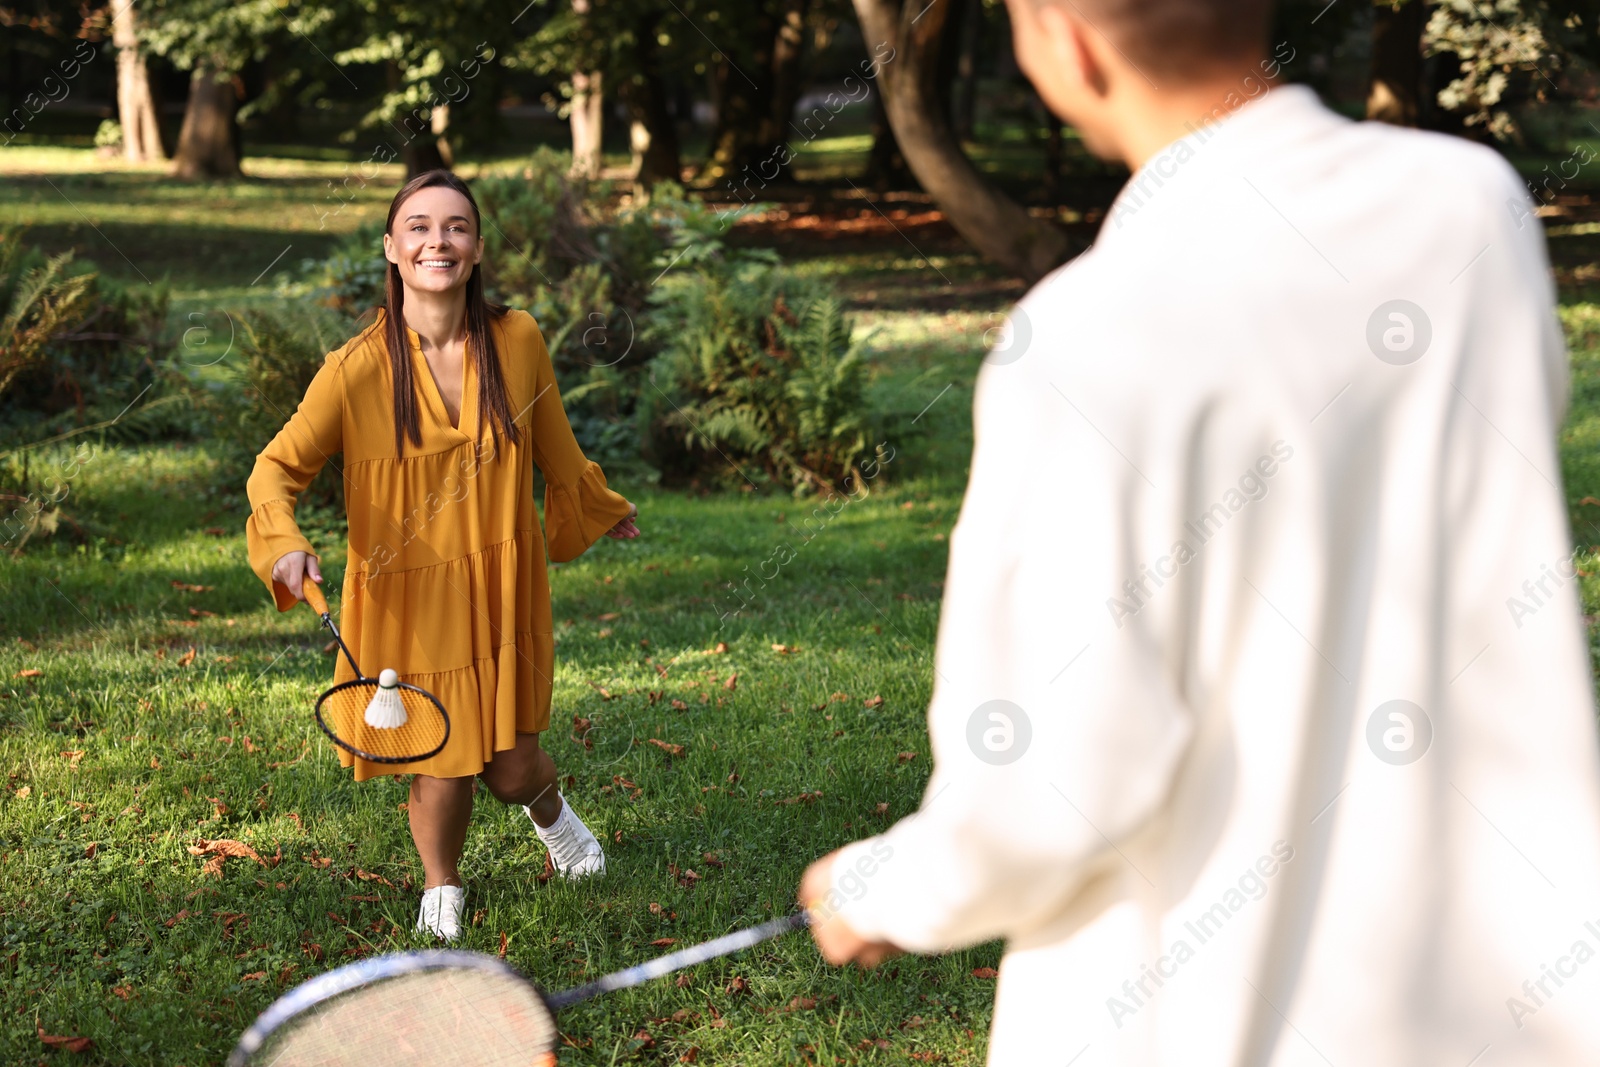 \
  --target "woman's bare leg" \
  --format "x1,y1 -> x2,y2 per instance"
479,732 -> 561,825
408,774 -> 474,888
